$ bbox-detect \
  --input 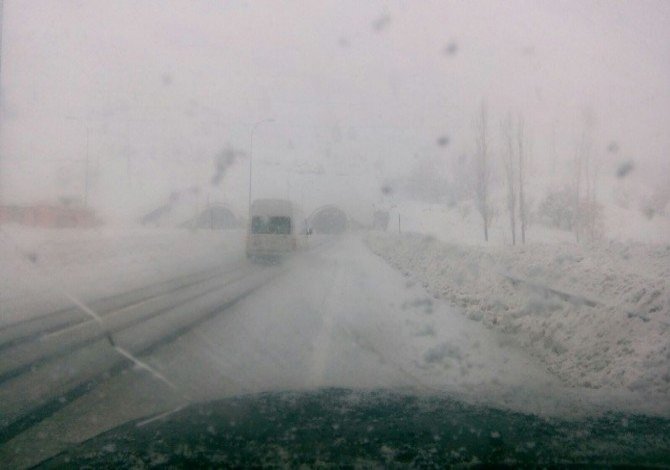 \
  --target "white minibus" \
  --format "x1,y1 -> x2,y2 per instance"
246,199 -> 308,260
